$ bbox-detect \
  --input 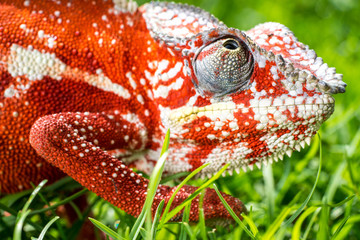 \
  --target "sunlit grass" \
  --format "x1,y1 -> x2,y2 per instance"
1,127 -> 358,239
